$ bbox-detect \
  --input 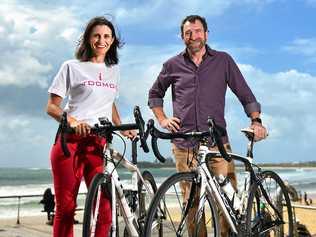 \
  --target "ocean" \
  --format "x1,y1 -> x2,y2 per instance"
1,167 -> 316,219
